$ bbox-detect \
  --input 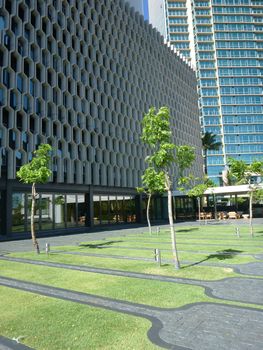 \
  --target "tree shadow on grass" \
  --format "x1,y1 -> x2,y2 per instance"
182,249 -> 244,269
79,240 -> 123,249
177,228 -> 199,233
